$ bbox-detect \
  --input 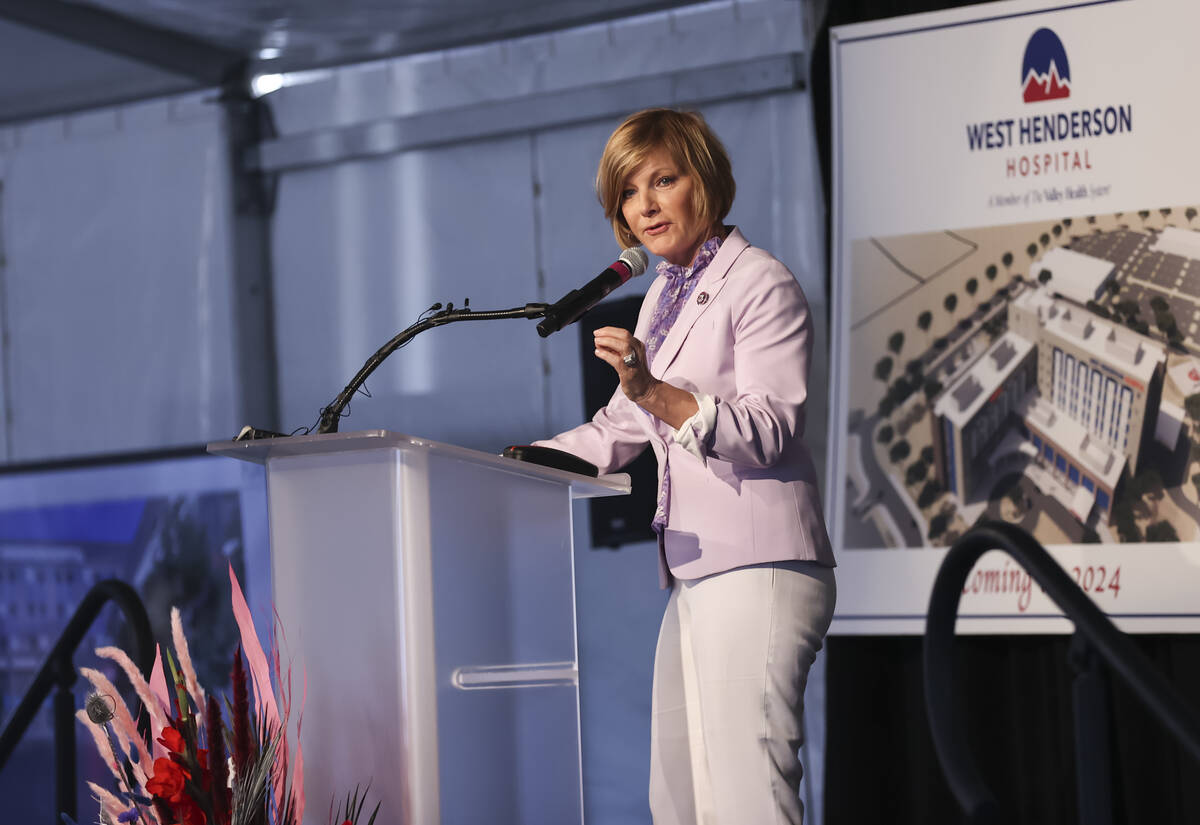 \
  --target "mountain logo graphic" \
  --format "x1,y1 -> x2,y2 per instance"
1021,28 -> 1071,103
